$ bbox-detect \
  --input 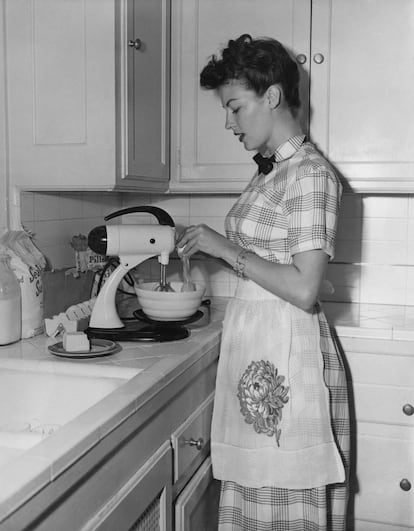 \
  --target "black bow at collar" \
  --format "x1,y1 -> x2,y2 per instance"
253,153 -> 276,175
